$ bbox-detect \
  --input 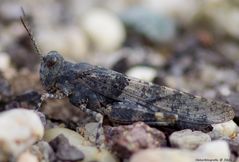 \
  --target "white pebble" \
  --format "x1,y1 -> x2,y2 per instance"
0,109 -> 44,157
218,85 -> 231,96
126,66 -> 157,82
130,148 -> 194,162
195,140 -> 230,160
0,52 -> 11,71
37,27 -> 89,61
81,8 -> 126,52
169,129 -> 211,149
17,151 -> 39,162
212,120 -> 238,138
